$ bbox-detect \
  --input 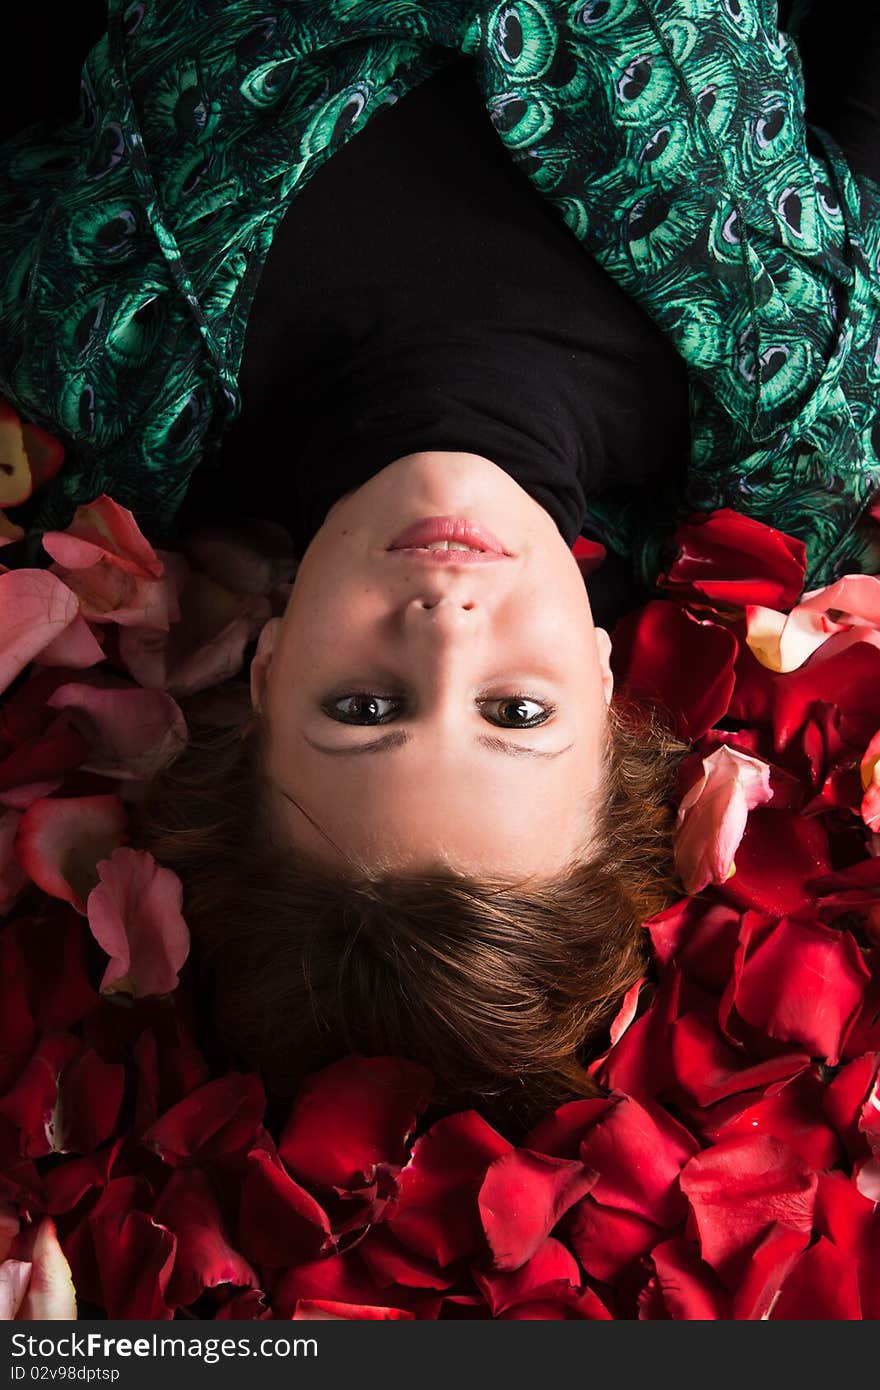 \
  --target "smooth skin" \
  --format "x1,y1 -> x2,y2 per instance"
250,452 -> 614,882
